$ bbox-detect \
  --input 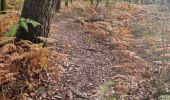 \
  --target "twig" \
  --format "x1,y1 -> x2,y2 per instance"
68,85 -> 88,99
